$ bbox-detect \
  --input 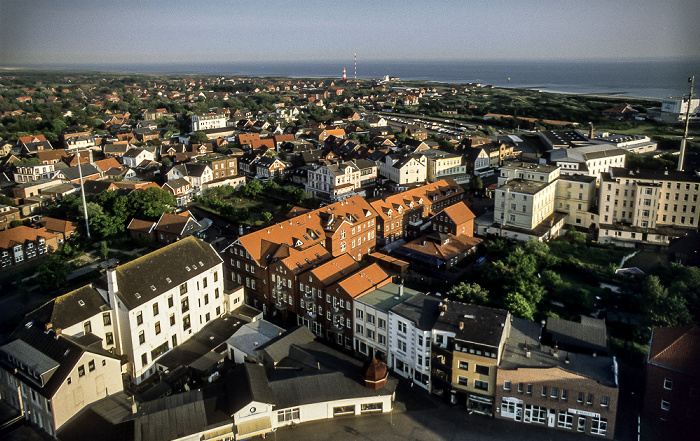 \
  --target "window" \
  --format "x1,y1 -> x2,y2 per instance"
661,400 -> 670,411
475,365 -> 489,376
105,332 -> 114,345
181,297 -> 189,313
550,387 -> 558,398
88,360 -> 95,372
398,340 -> 407,352
663,377 -> 673,390
517,383 -> 523,393
577,392 -> 584,403
139,331 -> 145,344
84,321 -> 92,334
397,322 -> 406,333
183,314 -> 191,330
541,386 -> 547,396
474,380 -> 488,391
366,314 -> 375,325
78,365 -> 85,377
170,314 -> 175,326
203,277 -> 207,288
215,288 -> 219,299
558,411 -> 574,429
204,294 -> 209,305
378,318 -> 386,329
356,324 -> 363,335
179,283 -> 187,295
601,396 -> 609,407
136,312 -> 143,325
577,417 -> 586,432
155,322 -> 161,335
587,393 -> 594,405
561,389 -> 568,400
141,353 -> 148,367
356,309 -> 363,320
103,312 -> 111,326
503,380 -> 511,391
153,302 -> 159,316
277,408 -> 300,422
168,295 -> 174,308
526,384 -> 533,395
458,361 -> 469,370
458,376 -> 469,386
378,334 -> 386,345
591,417 -> 607,436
